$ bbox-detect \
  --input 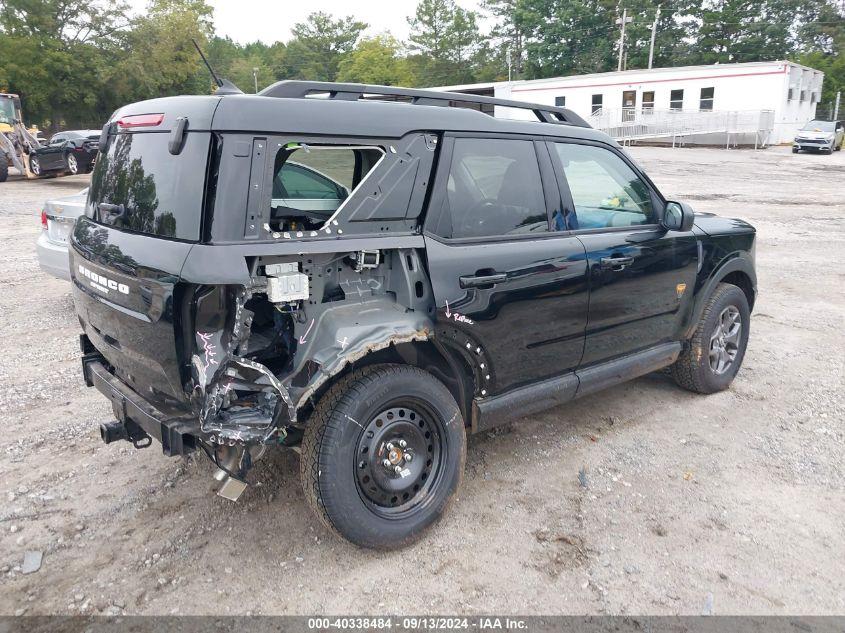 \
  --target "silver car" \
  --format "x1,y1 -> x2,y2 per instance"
793,120 -> 844,154
36,188 -> 88,280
